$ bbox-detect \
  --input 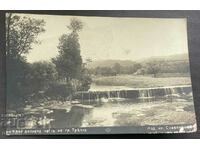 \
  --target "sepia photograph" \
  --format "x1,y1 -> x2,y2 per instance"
5,13 -> 197,134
